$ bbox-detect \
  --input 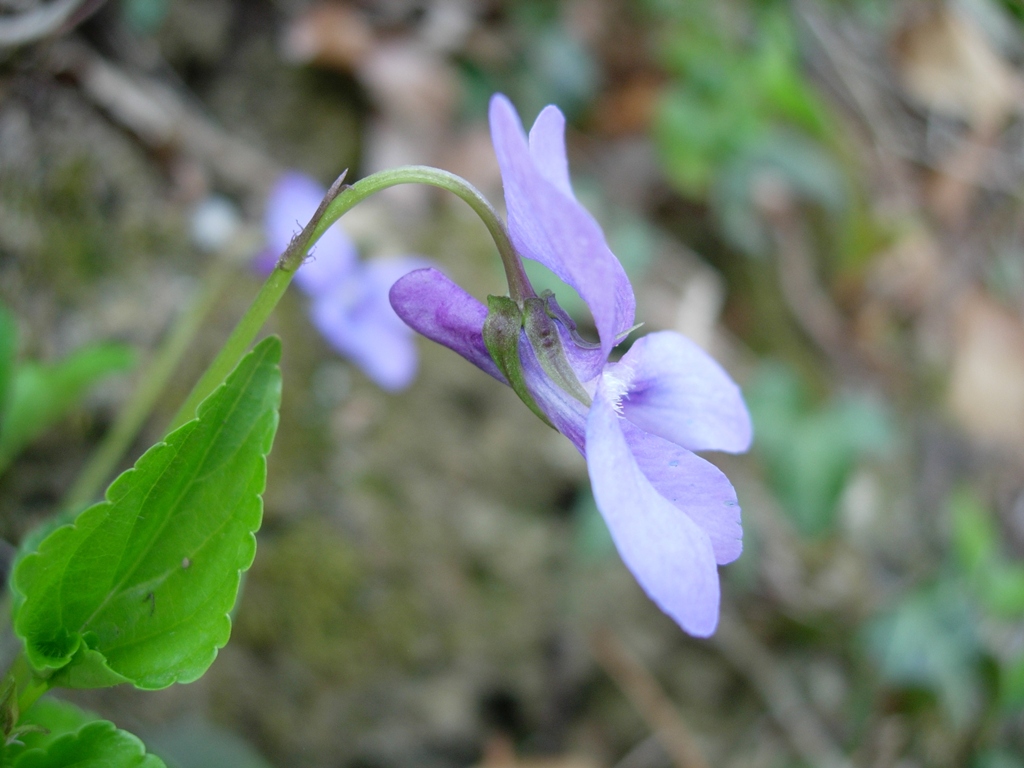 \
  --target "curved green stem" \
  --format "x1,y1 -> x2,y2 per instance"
306,166 -> 534,304
170,166 -> 531,429
167,266 -> 293,431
